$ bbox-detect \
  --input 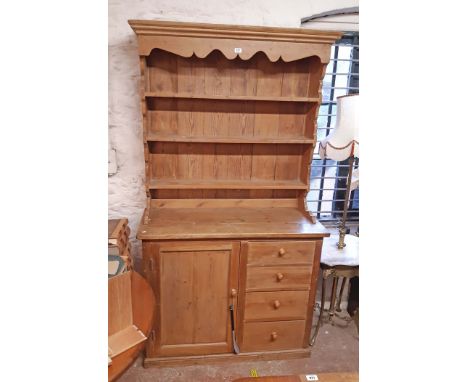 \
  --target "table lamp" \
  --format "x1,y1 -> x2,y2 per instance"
319,94 -> 359,249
